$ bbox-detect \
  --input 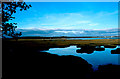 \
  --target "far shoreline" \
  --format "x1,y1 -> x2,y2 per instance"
4,35 -> 120,39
